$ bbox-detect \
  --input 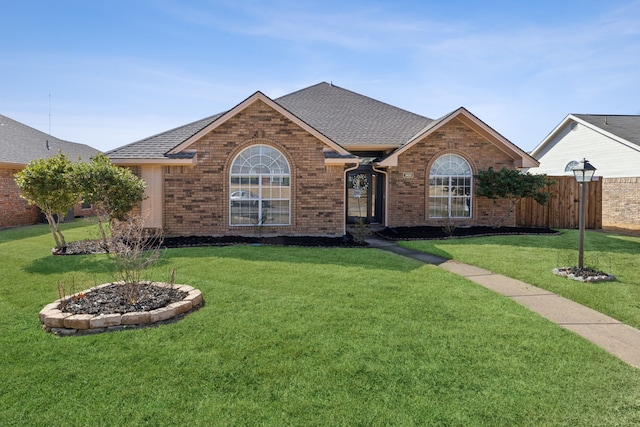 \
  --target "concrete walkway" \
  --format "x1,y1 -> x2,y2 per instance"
367,237 -> 640,369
